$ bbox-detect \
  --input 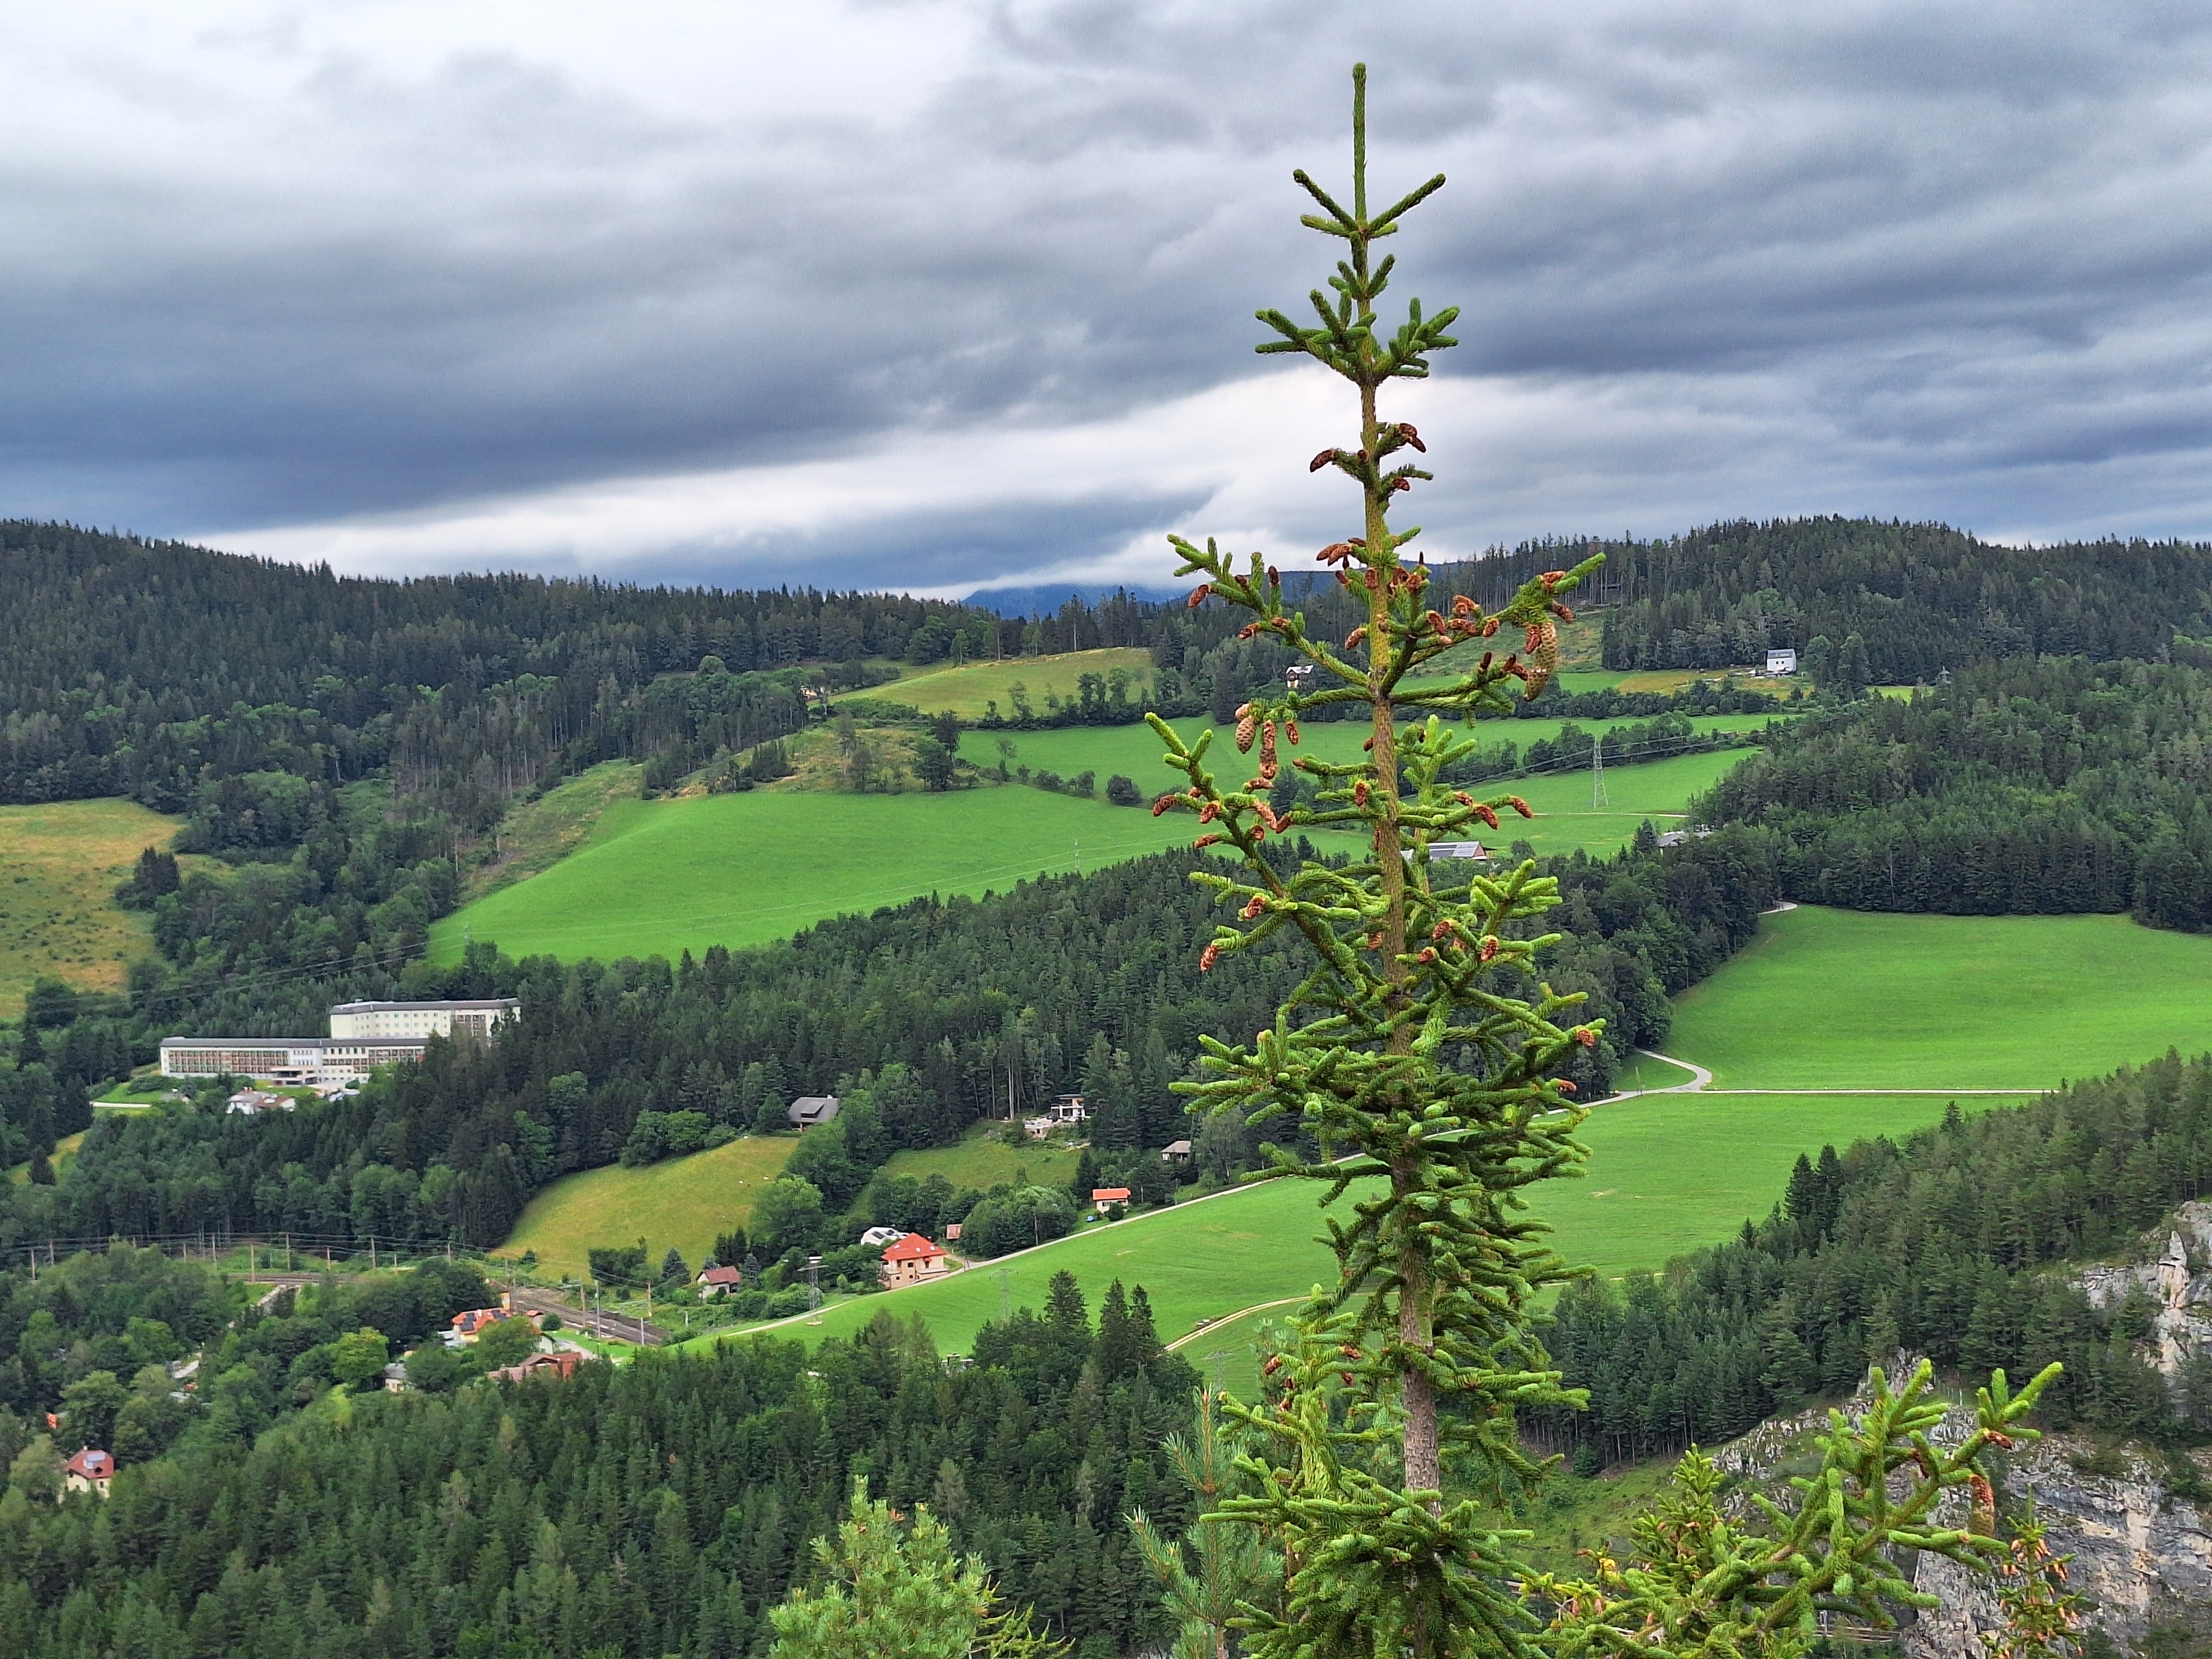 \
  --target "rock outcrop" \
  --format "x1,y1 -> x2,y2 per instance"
2075,1199 -> 2212,1388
